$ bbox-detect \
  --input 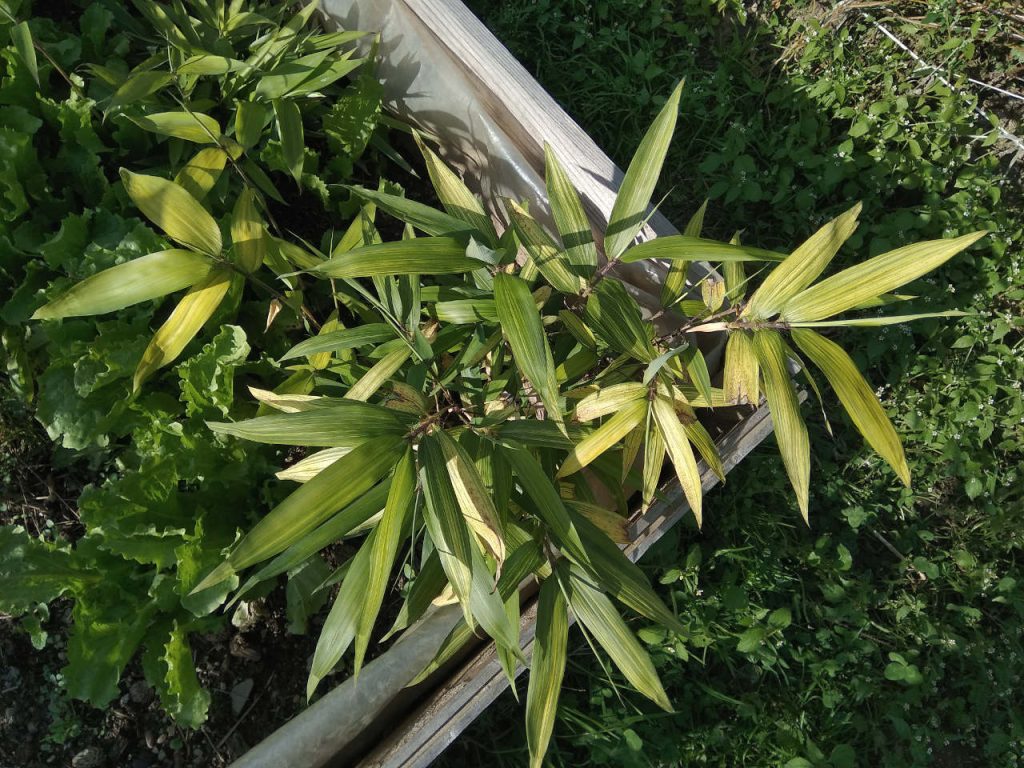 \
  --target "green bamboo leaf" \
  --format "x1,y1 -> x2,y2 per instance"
128,111 -> 222,143
792,328 -> 910,485
32,250 -> 213,320
723,331 -> 760,405
108,70 -> 173,112
11,21 -> 38,85
433,299 -> 498,324
526,578 -> 568,768
745,203 -> 862,318
419,433 -> 475,622
287,54 -> 366,98
307,524 -> 374,698
780,231 -> 988,322
752,330 -> 810,521
585,280 -> 655,362
494,272 -> 563,424
788,310 -> 969,328
345,347 -> 411,402
544,143 -> 597,270
231,188 -> 266,274
353,450 -> 416,673
178,53 -> 245,76
200,438 -> 404,591
255,49 -> 333,100
438,431 -> 506,564
680,345 -> 713,406
383,550 -> 446,641
414,132 -> 498,245
346,185 -> 477,237
661,200 -> 707,307
280,323 -> 396,361
559,309 -> 598,351
311,237 -> 481,278
605,81 -> 684,260
501,443 -> 588,564
174,147 -> 228,201
568,513 -> 685,634
235,100 -> 269,150
621,235 -> 786,265
558,398 -> 646,478
643,344 -> 687,386
120,169 -> 222,256
563,564 -> 672,711
207,400 -> 412,447
273,98 -> 304,185
651,393 -> 703,527
133,269 -> 233,391
642,419 -> 665,510
507,200 -> 586,294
